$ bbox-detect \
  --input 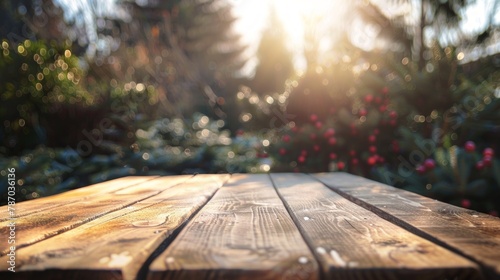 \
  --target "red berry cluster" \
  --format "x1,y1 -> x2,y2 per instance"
415,158 -> 436,174
476,147 -> 495,170
465,140 -> 496,170
273,86 -> 397,173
